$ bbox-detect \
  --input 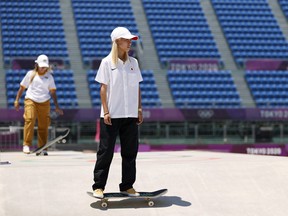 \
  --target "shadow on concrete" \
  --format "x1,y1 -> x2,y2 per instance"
89,195 -> 191,210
